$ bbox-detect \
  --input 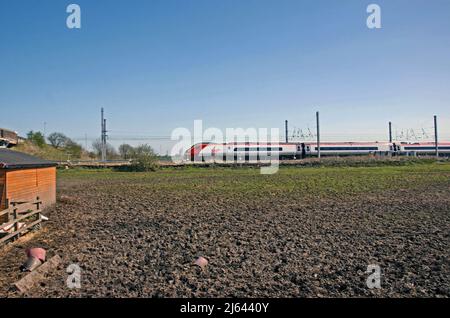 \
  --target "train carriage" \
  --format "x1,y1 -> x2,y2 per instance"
395,142 -> 450,155
188,142 -> 298,162
304,142 -> 391,156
